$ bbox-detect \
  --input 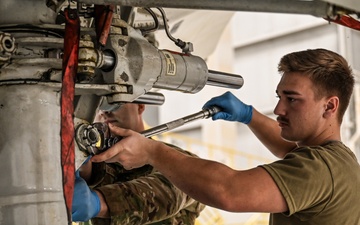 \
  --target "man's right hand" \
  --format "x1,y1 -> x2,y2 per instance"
203,91 -> 253,124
